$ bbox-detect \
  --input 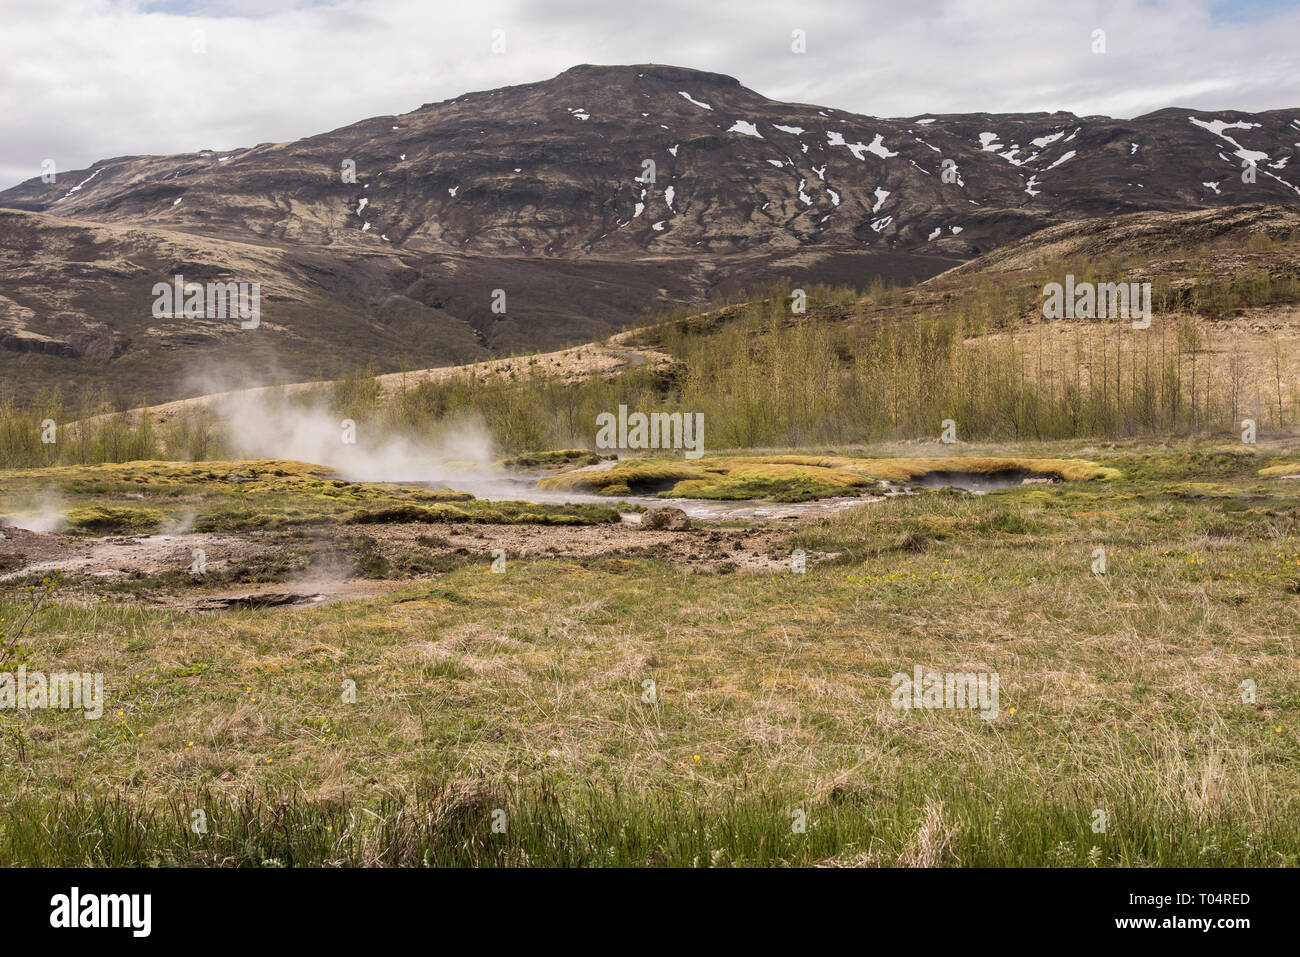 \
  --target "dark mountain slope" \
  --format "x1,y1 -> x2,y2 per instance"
3,64 -> 1298,403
